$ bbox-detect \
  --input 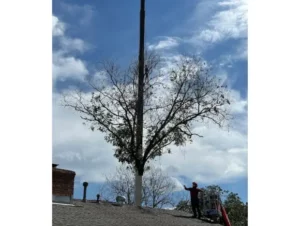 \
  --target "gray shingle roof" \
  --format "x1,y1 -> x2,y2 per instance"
53,201 -> 214,226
